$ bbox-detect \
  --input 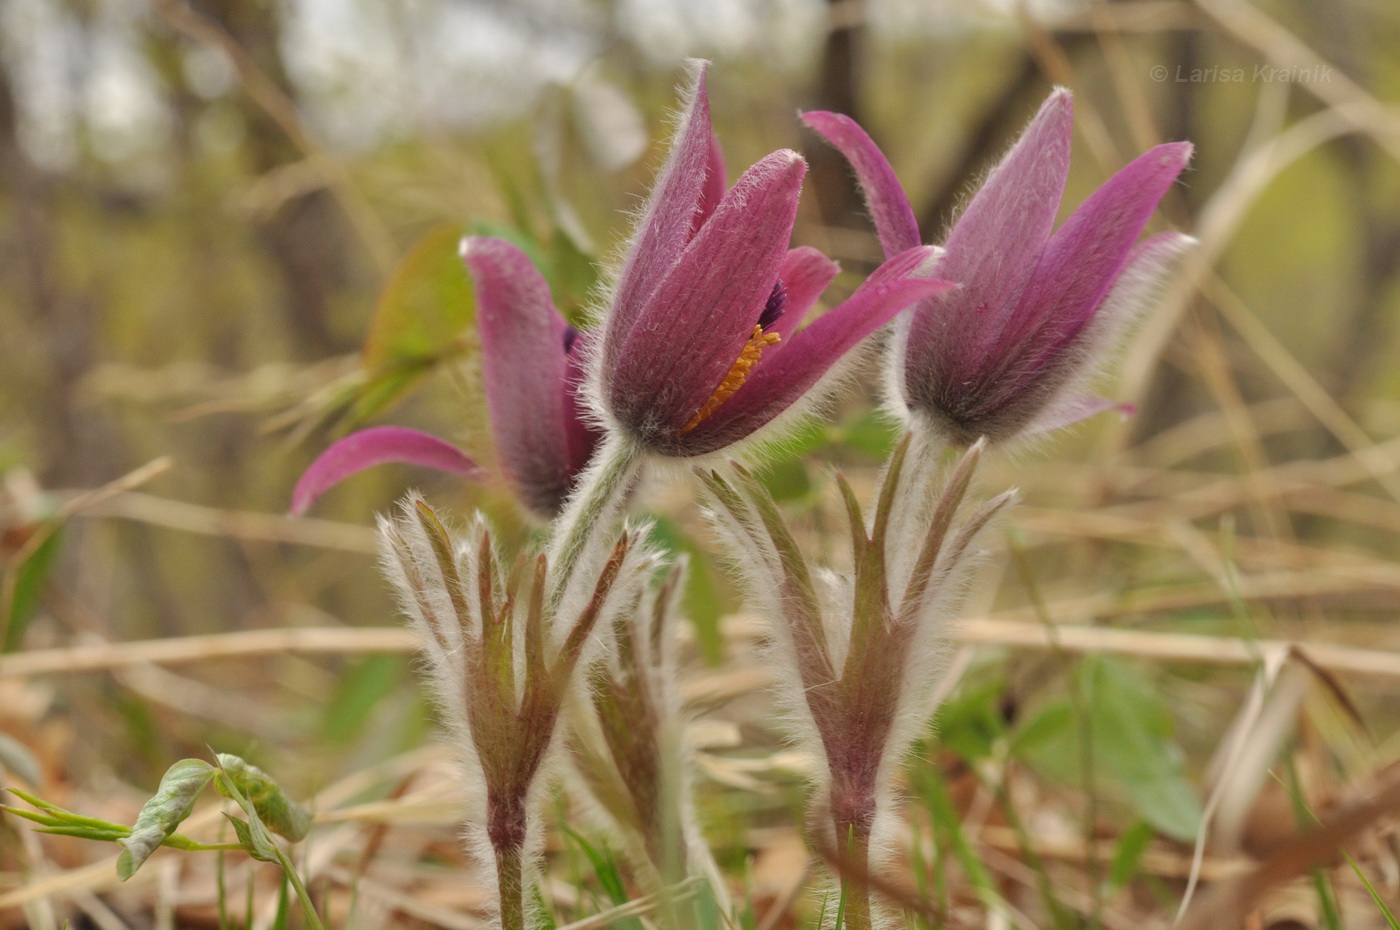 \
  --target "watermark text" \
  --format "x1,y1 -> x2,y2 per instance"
1149,63 -> 1333,84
